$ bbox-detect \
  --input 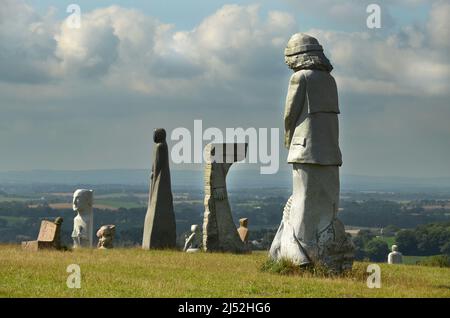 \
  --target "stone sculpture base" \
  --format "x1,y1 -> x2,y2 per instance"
270,164 -> 354,273
22,241 -> 54,251
186,248 -> 201,253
